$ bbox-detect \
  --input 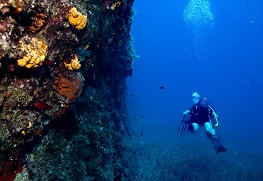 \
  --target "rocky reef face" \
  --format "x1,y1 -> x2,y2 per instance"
0,0 -> 135,180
